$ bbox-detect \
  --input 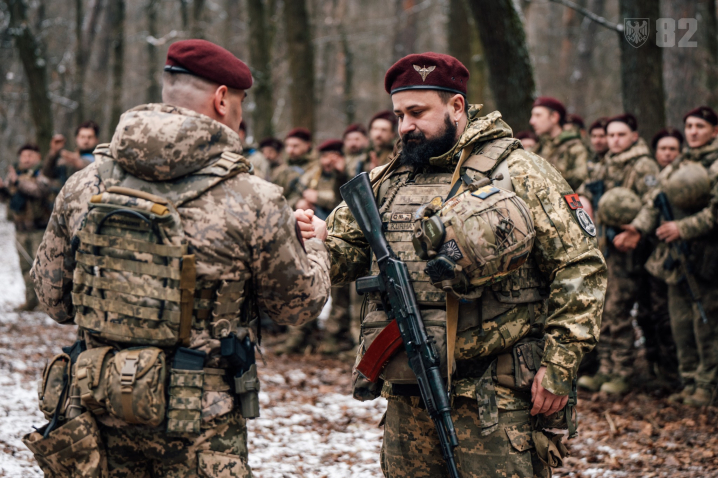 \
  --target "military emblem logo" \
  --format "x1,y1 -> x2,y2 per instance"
413,64 -> 436,82
644,175 -> 658,187
576,208 -> 597,237
564,193 -> 583,210
624,18 -> 649,48
439,239 -> 463,261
